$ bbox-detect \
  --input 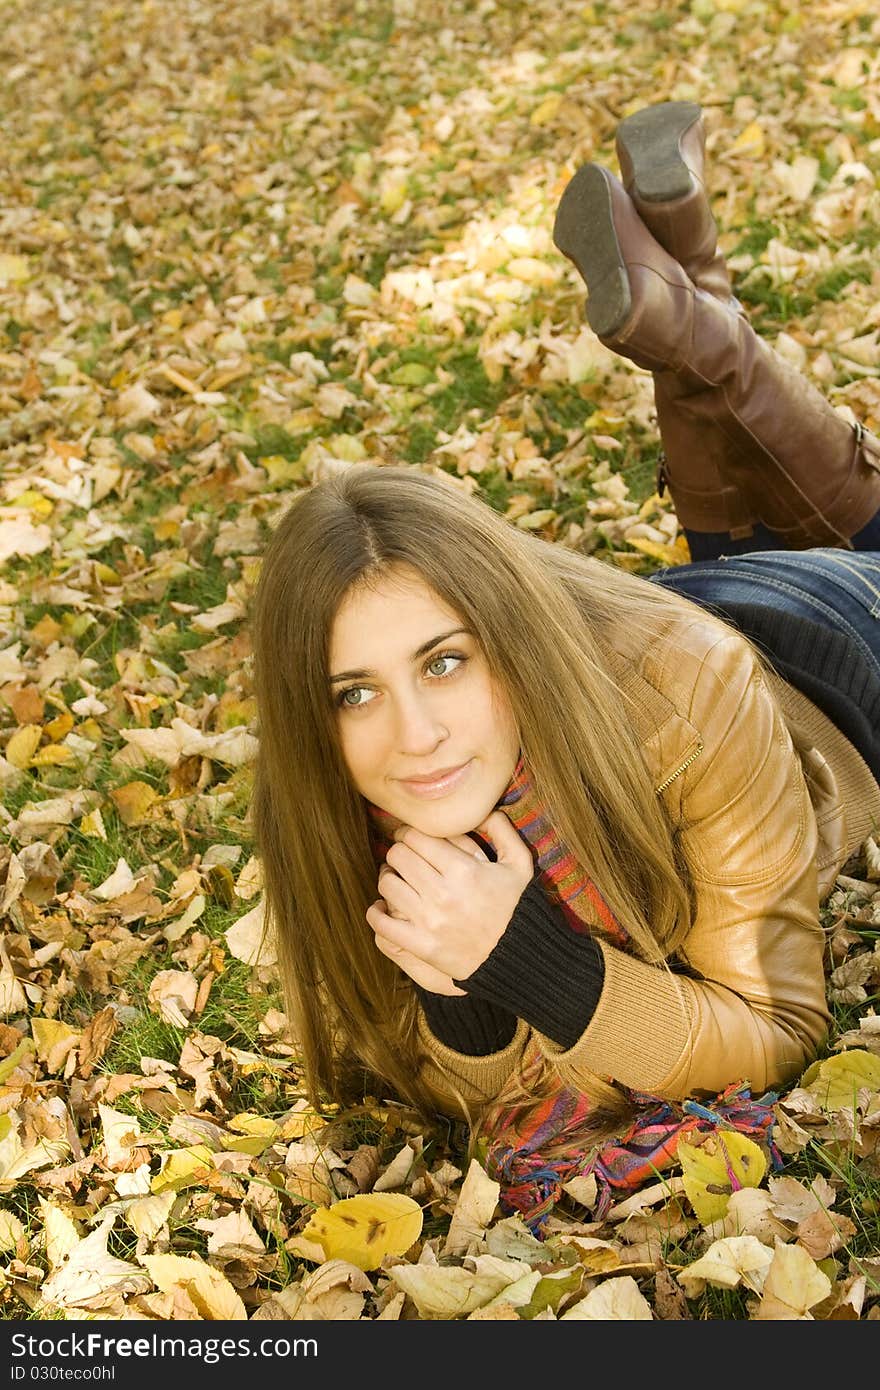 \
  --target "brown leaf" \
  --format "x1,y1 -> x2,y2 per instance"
76,1007 -> 118,1079
109,780 -> 161,826
796,1209 -> 858,1261
0,684 -> 45,723
653,1266 -> 692,1320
